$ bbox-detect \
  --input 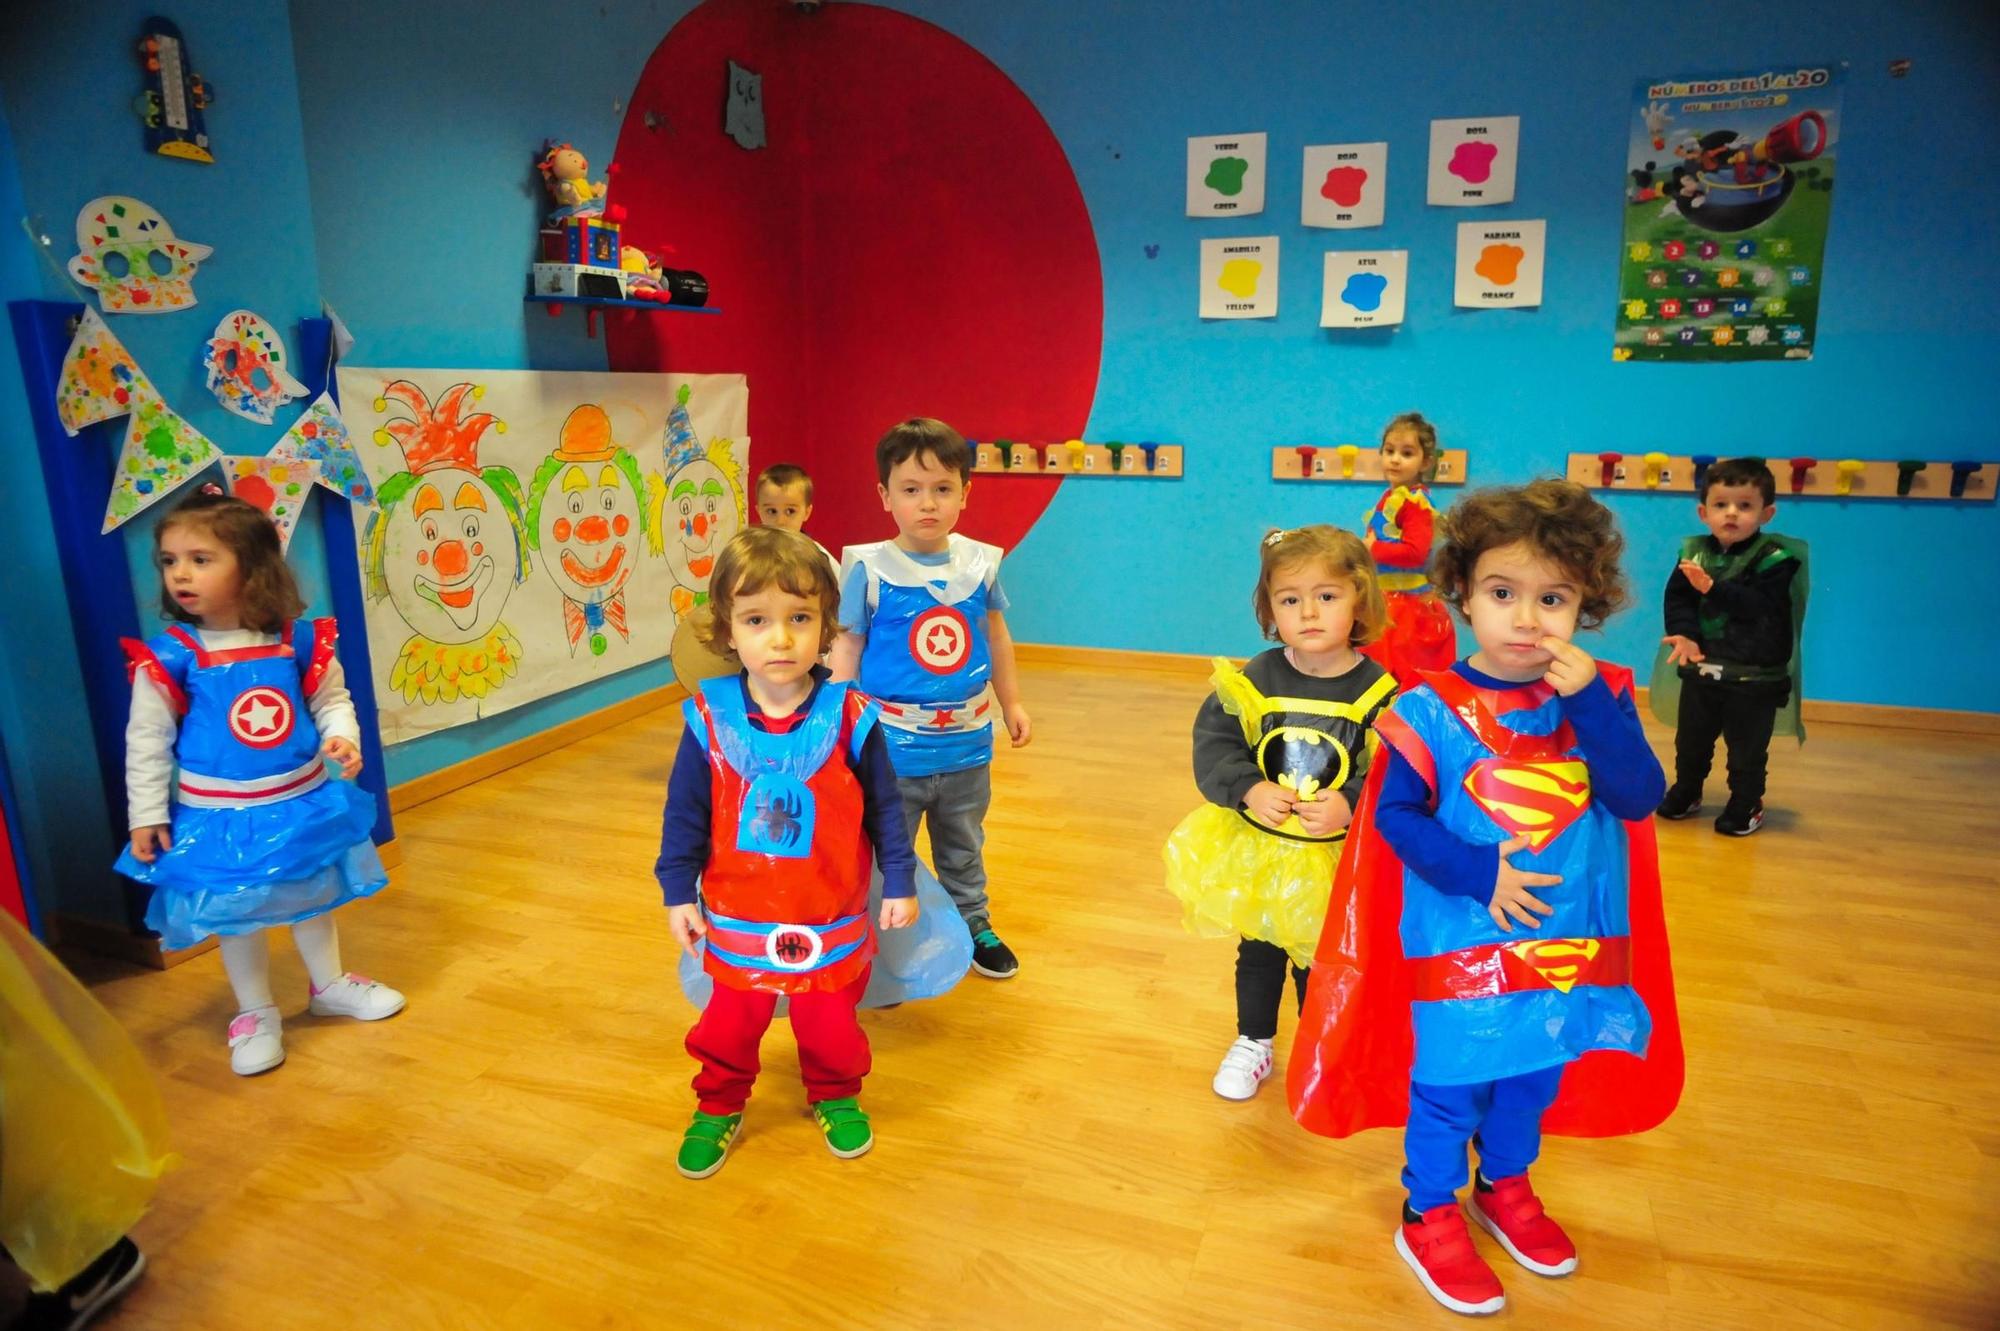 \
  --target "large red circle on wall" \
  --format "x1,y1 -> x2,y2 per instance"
606,0 -> 1102,557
